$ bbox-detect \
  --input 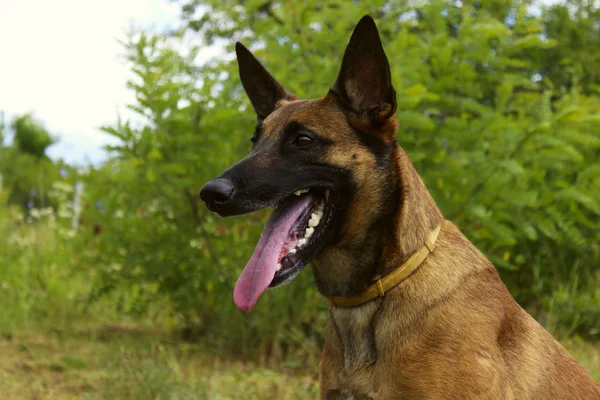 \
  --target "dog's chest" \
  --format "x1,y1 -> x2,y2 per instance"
326,388 -> 376,400
324,303 -> 381,399
324,363 -> 378,400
